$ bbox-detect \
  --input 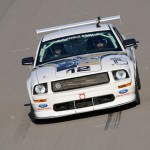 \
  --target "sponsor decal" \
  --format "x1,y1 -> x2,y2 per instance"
38,104 -> 51,110
110,58 -> 128,65
55,59 -> 77,72
101,52 -> 123,60
39,104 -> 48,108
116,92 -> 131,97
38,107 -> 51,110
79,93 -> 86,99
54,57 -> 100,72
119,89 -> 128,94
